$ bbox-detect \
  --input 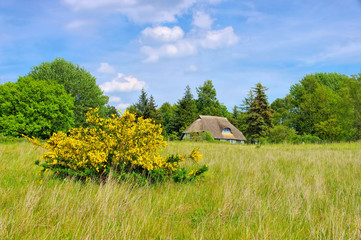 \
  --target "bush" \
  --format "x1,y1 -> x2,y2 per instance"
26,109 -> 207,184
268,125 -> 322,144
299,134 -> 322,144
185,131 -> 214,142
268,125 -> 297,144
166,132 -> 179,141
203,131 -> 215,142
